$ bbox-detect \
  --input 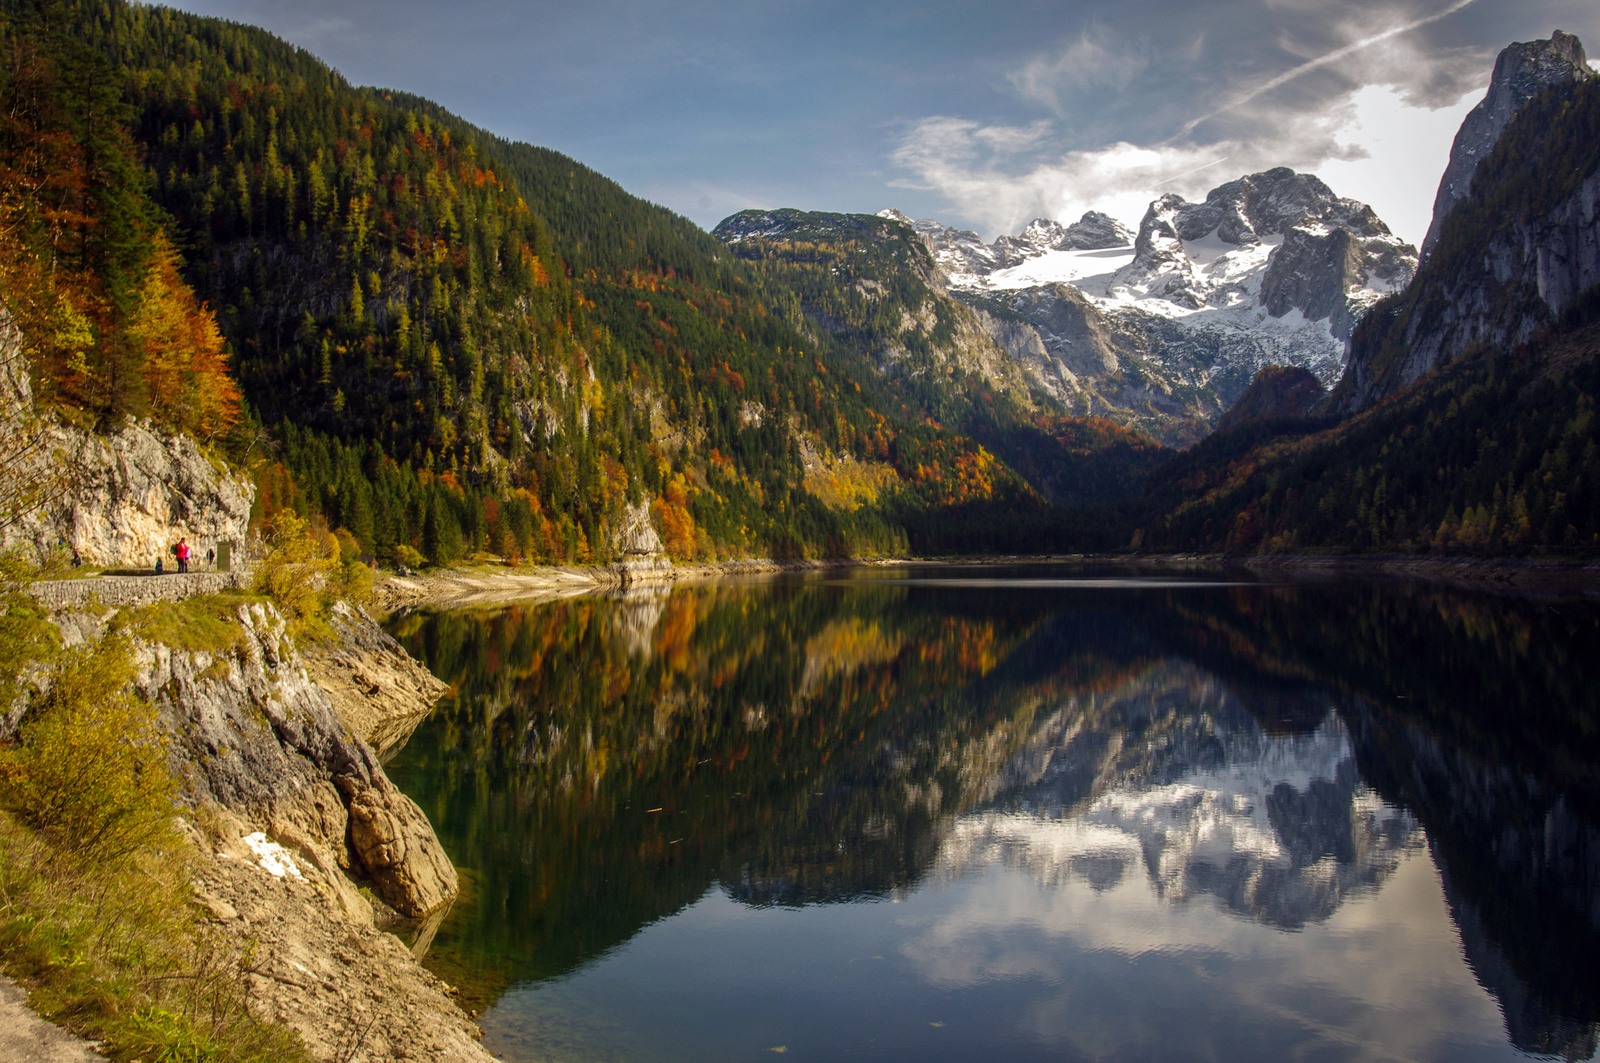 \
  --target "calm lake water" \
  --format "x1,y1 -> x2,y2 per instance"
386,567 -> 1600,1063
